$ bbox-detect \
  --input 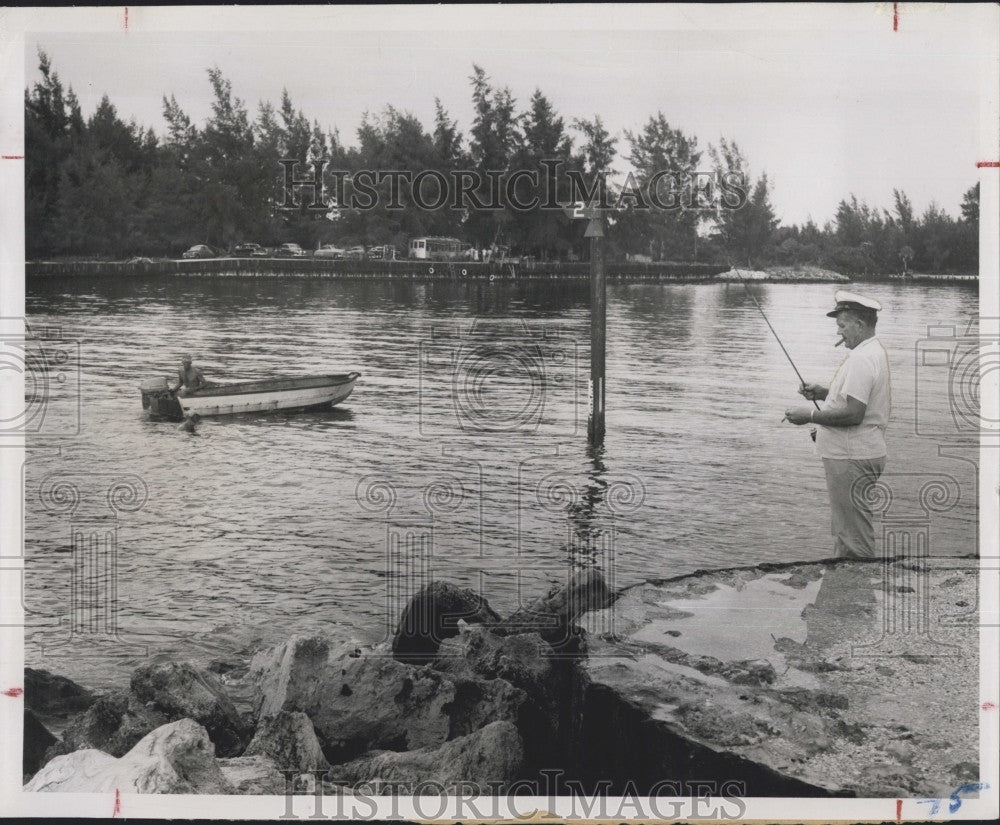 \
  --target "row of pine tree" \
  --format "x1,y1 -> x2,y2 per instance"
25,52 -> 978,274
